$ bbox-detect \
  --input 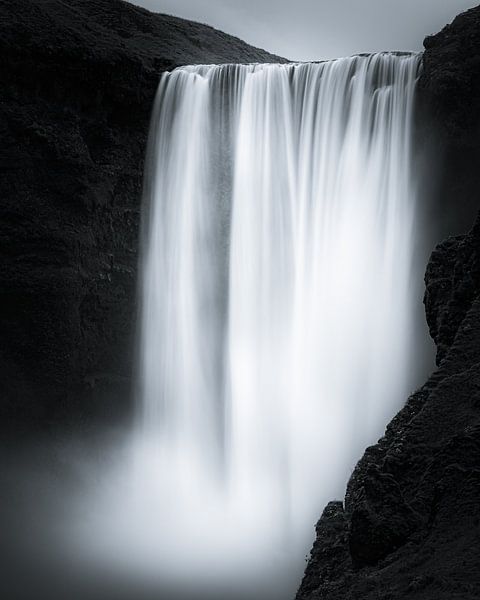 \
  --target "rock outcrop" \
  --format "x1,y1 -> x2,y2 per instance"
297,7 -> 480,599
0,0 -> 285,429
